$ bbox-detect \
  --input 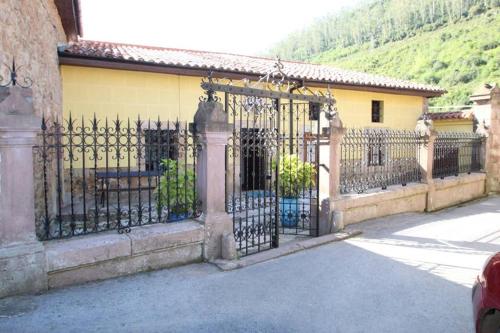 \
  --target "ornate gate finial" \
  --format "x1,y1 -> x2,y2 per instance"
324,85 -> 338,120
0,59 -> 33,88
200,70 -> 220,103
258,57 -> 289,89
